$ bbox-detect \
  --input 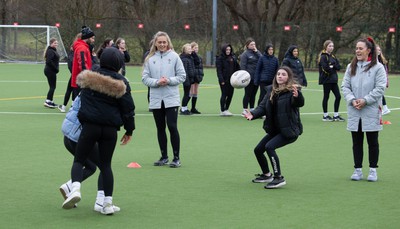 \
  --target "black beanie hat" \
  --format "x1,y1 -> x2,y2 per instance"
100,48 -> 124,72
81,26 -> 95,40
